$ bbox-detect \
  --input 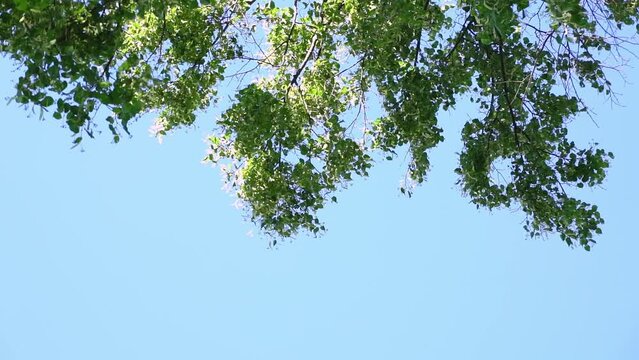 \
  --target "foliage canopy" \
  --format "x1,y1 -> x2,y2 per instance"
2,0 -> 636,249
